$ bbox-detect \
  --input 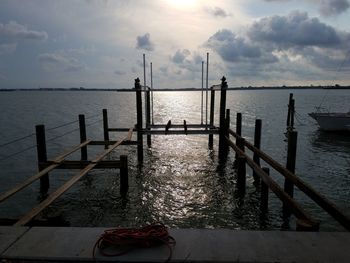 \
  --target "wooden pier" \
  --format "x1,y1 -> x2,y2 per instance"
0,76 -> 349,231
